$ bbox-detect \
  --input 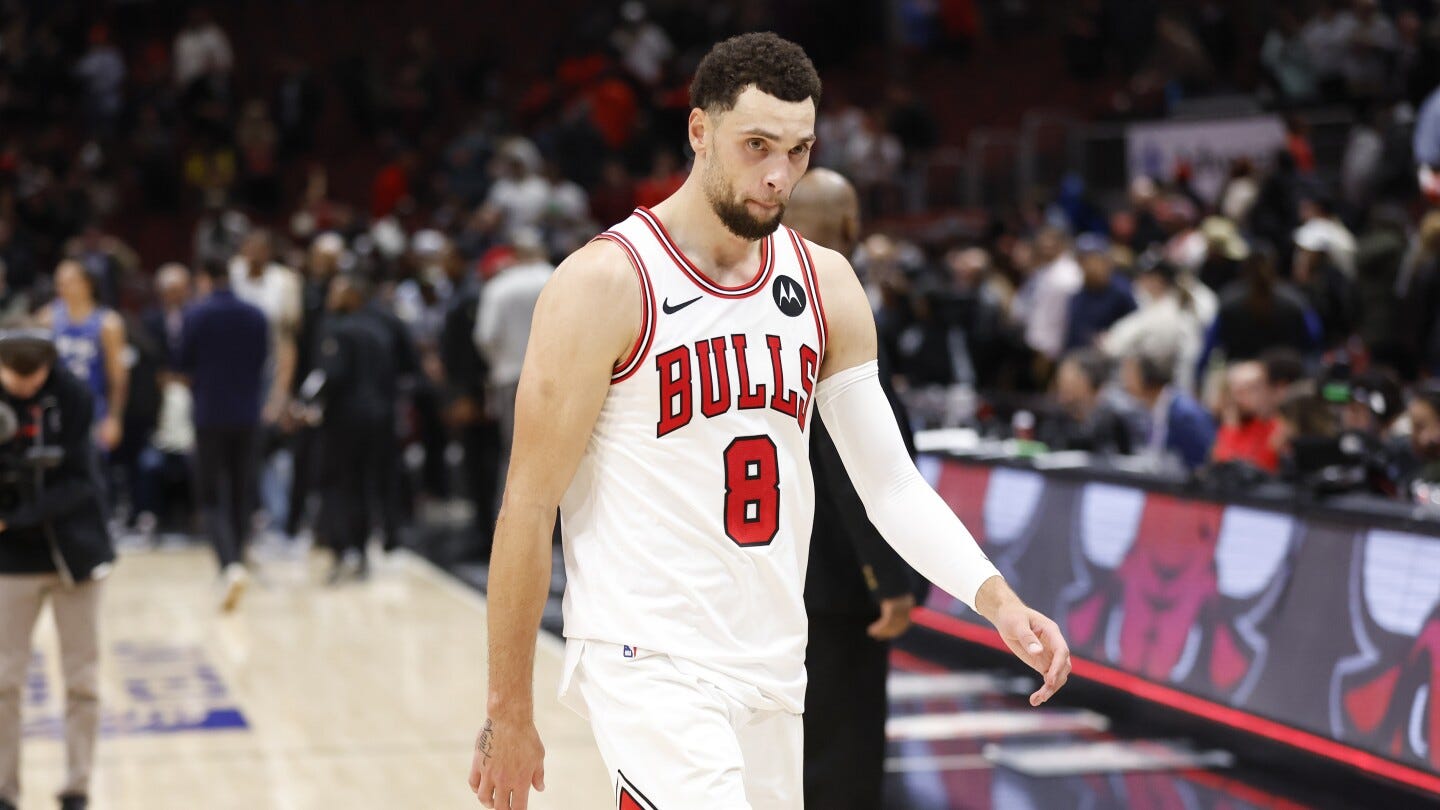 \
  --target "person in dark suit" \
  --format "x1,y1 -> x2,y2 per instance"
1121,351 -> 1217,471
439,254 -> 501,561
179,258 -> 269,611
313,274 -> 397,583
784,168 -> 924,810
